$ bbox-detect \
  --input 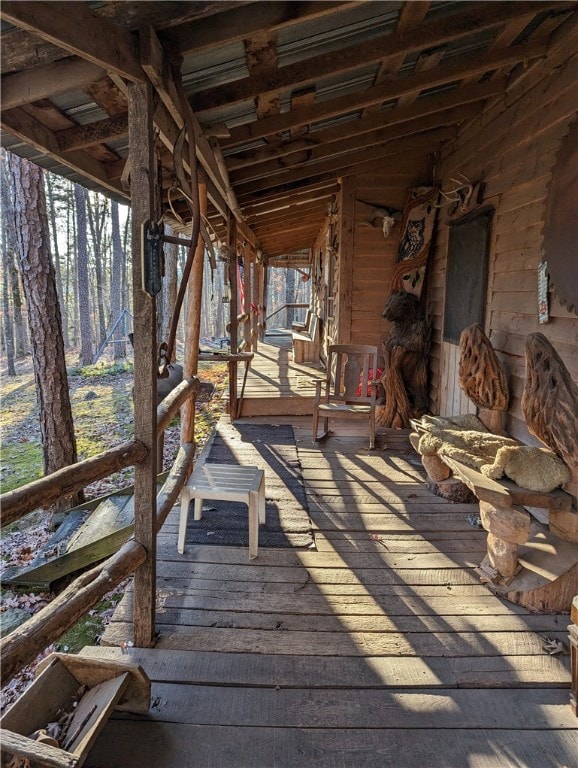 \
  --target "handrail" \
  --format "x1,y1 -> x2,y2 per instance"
0,382 -> 202,685
0,441 -> 196,684
1,378 -> 201,526
265,302 -> 308,324
0,440 -> 147,527
0,540 -> 147,685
